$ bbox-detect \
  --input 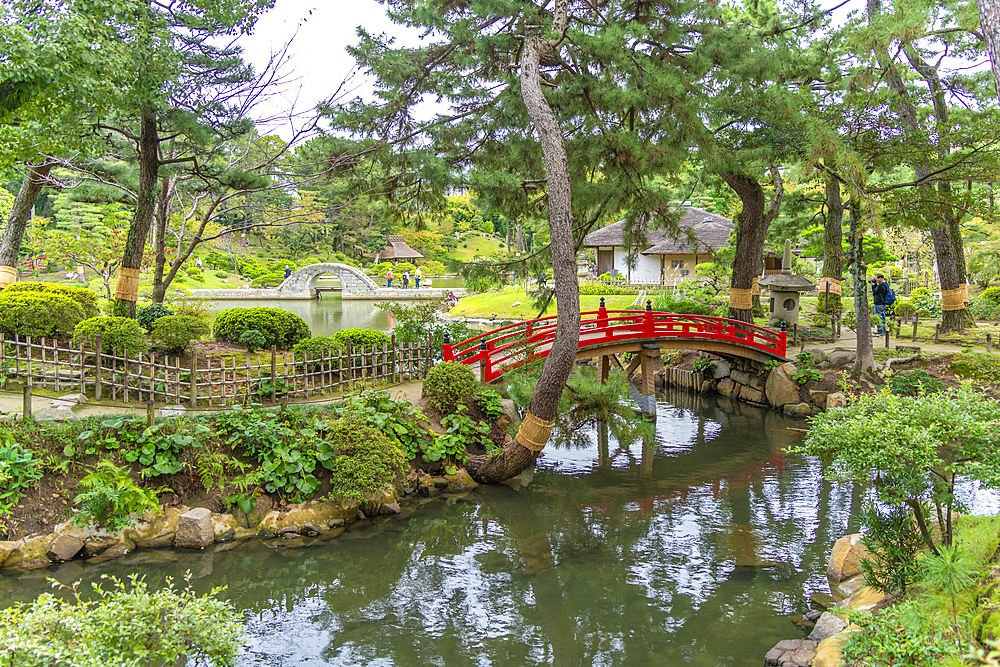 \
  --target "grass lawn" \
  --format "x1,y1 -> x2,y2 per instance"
447,289 -> 640,320
451,234 -> 510,262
